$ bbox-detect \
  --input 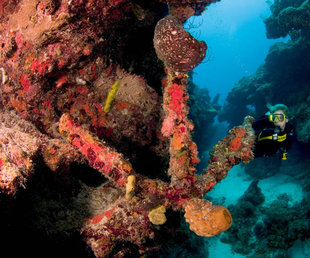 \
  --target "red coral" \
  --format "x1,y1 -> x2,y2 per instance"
91,208 -> 115,224
31,59 -> 52,75
0,0 -> 256,256
0,107 -> 254,255
161,73 -> 199,183
19,74 -> 32,92
229,127 -> 247,152
59,113 -> 134,187
167,83 -> 187,116
230,137 -> 242,152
